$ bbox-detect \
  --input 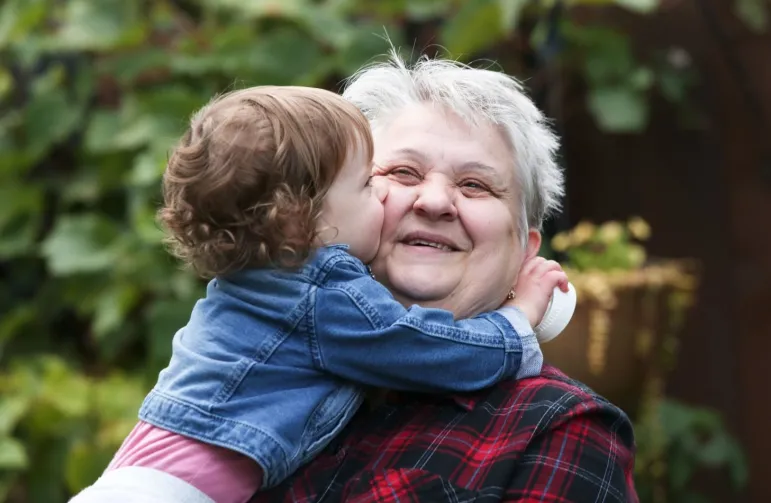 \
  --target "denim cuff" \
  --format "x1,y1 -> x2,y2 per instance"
494,306 -> 543,379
